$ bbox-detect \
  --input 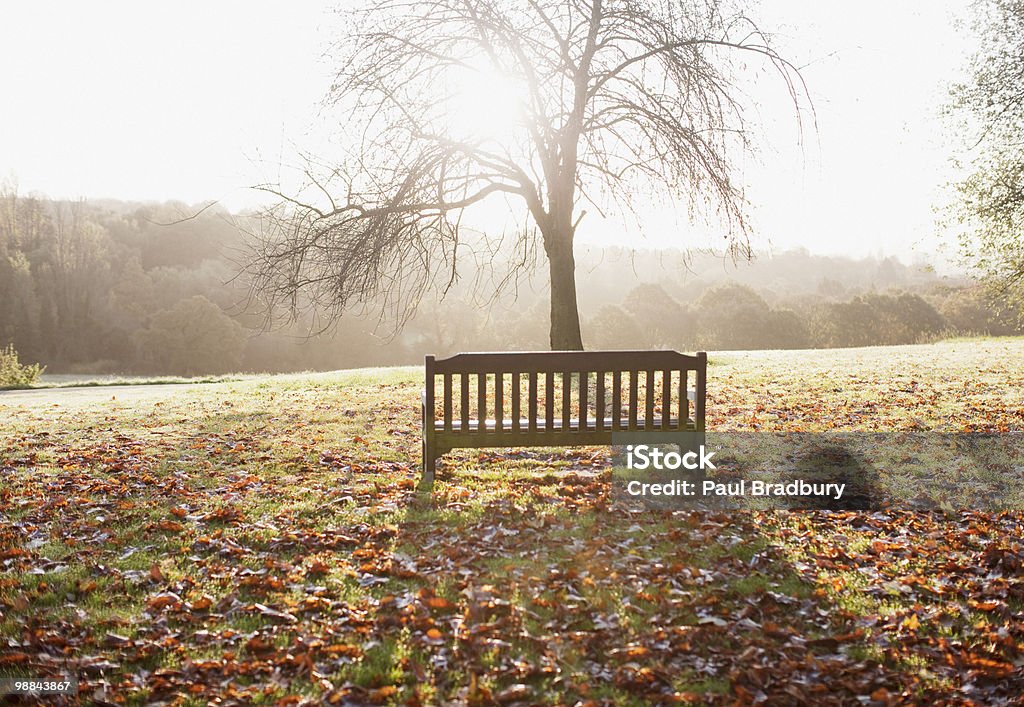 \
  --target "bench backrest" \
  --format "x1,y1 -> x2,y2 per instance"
425,350 -> 706,434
